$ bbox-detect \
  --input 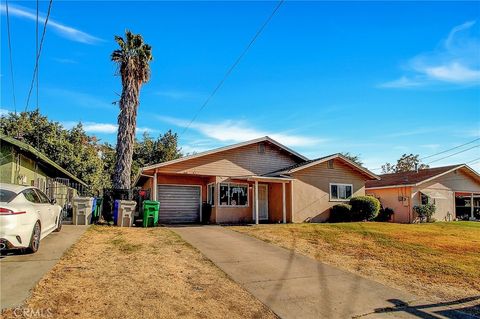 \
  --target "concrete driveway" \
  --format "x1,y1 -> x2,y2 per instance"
172,226 -> 479,319
1,225 -> 88,310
